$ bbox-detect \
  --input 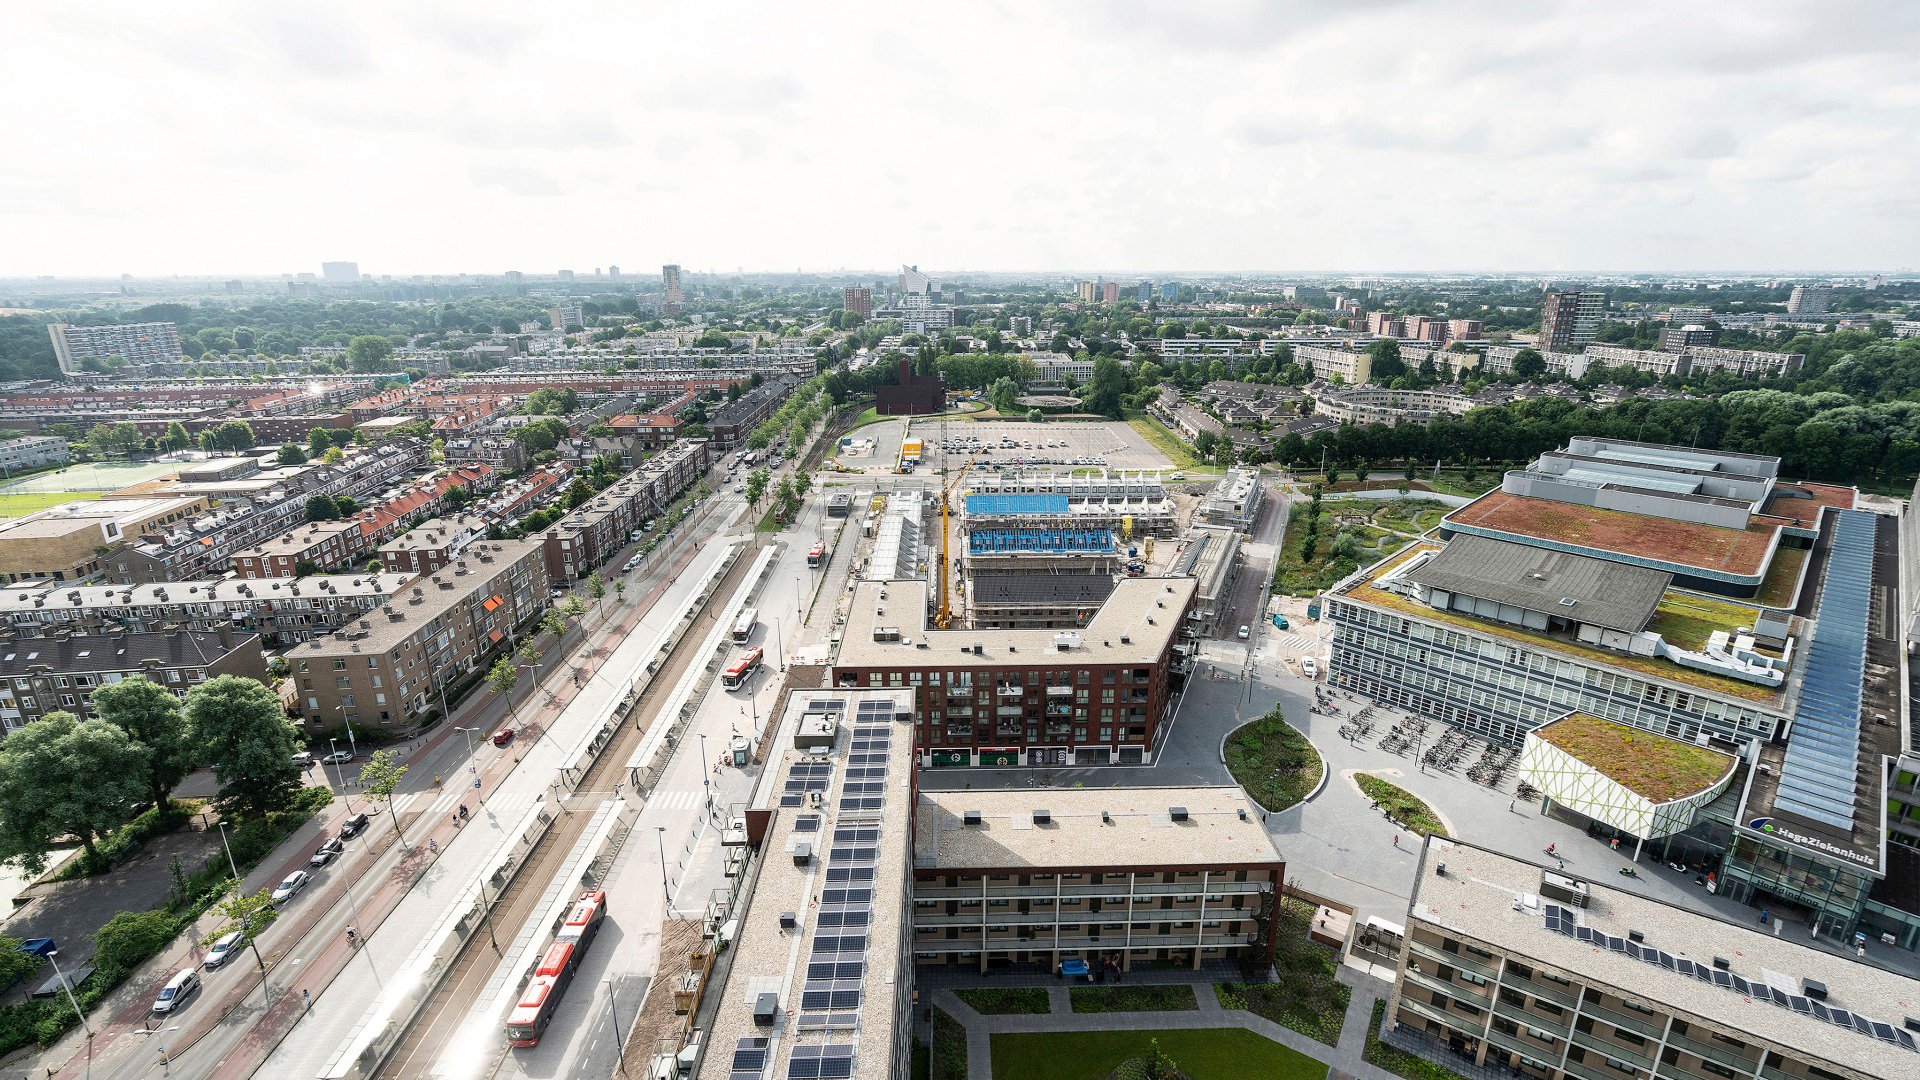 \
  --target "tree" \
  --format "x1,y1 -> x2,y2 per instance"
209,889 -> 278,975
307,427 -> 335,456
0,713 -> 147,872
793,471 -> 813,499
1511,348 -> 1547,379
85,422 -> 144,458
276,443 -> 307,466
1193,430 -> 1219,458
745,467 -> 770,508
160,421 -> 193,454
322,445 -> 346,465
305,493 -> 341,521
486,657 -> 519,721
585,571 -> 607,622
1081,356 -> 1130,418
184,675 -> 301,818
346,335 -> 395,371
0,933 -> 41,990
91,675 -> 193,815
1368,338 -> 1406,381
357,750 -> 411,850
988,376 -> 1020,413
